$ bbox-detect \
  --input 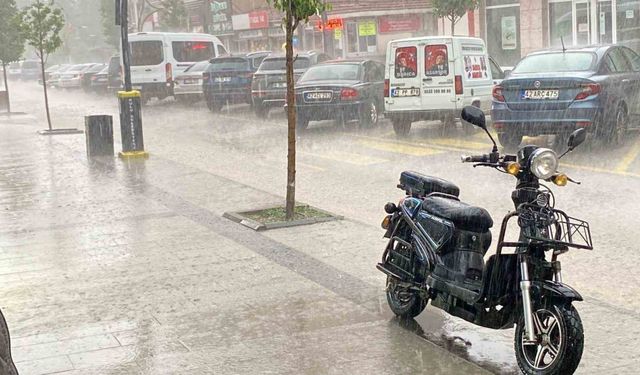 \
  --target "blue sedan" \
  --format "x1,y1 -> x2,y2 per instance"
491,45 -> 640,149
